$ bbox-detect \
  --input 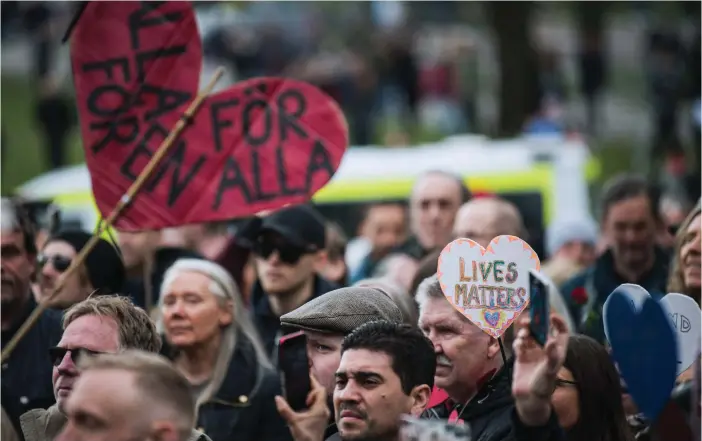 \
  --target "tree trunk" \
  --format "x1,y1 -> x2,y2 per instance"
485,1 -> 540,137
